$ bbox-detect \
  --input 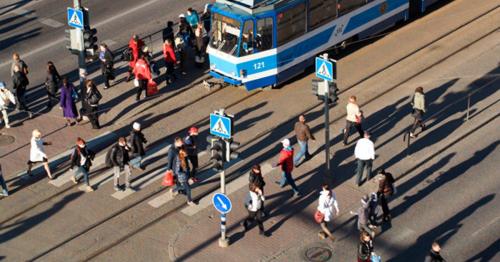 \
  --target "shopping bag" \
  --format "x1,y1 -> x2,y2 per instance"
314,210 -> 324,223
146,79 -> 158,96
161,170 -> 175,187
